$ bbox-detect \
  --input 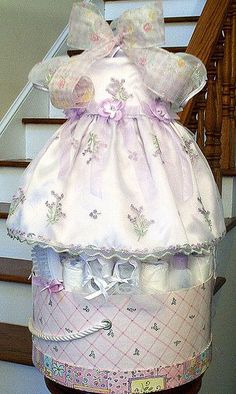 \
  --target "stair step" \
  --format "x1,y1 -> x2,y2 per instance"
0,323 -> 32,366
225,217 -> 236,233
106,16 -> 199,24
222,168 -> 236,177
0,202 -> 10,219
22,118 -> 66,125
104,0 -> 205,19
213,277 -> 226,295
0,160 -> 30,168
0,257 -> 31,285
68,46 -> 187,57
